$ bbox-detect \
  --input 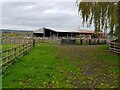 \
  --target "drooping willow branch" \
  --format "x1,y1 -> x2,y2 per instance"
78,2 -> 119,37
